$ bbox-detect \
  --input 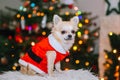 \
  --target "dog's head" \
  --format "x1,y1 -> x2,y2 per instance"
51,15 -> 79,47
